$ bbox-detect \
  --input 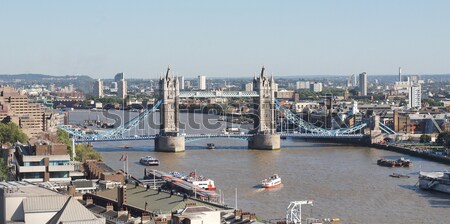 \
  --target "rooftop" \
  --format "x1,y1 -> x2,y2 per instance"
96,184 -> 225,214
47,197 -> 104,224
0,181 -> 60,197
23,195 -> 68,213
